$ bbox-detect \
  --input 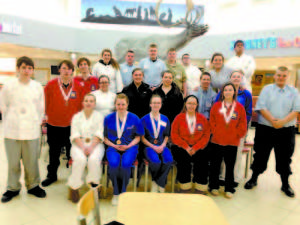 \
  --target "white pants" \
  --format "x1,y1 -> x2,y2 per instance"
67,143 -> 105,189
220,138 -> 245,183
